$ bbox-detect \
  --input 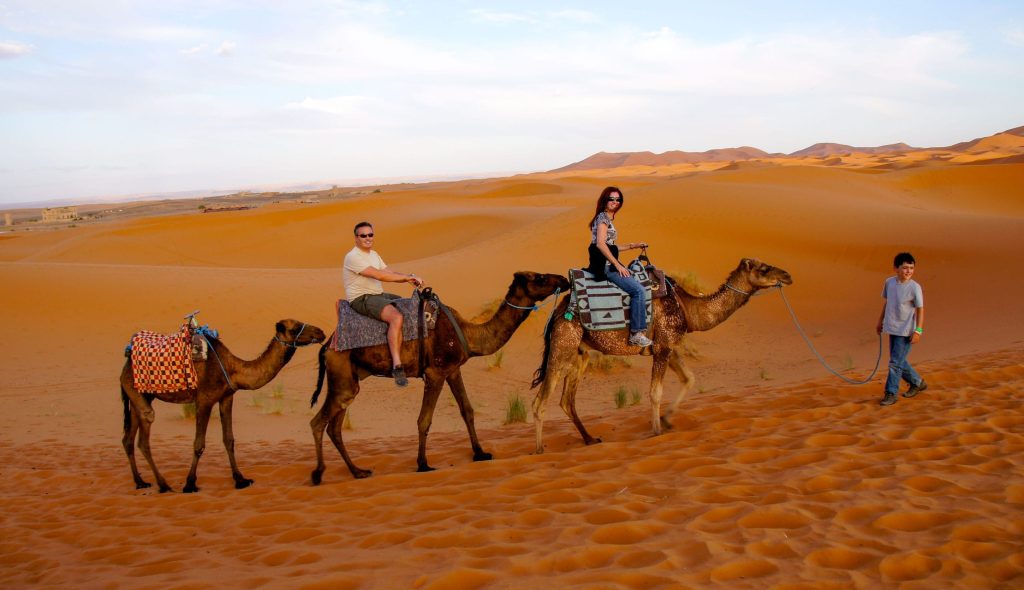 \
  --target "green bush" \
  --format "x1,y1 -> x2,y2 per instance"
504,394 -> 527,424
